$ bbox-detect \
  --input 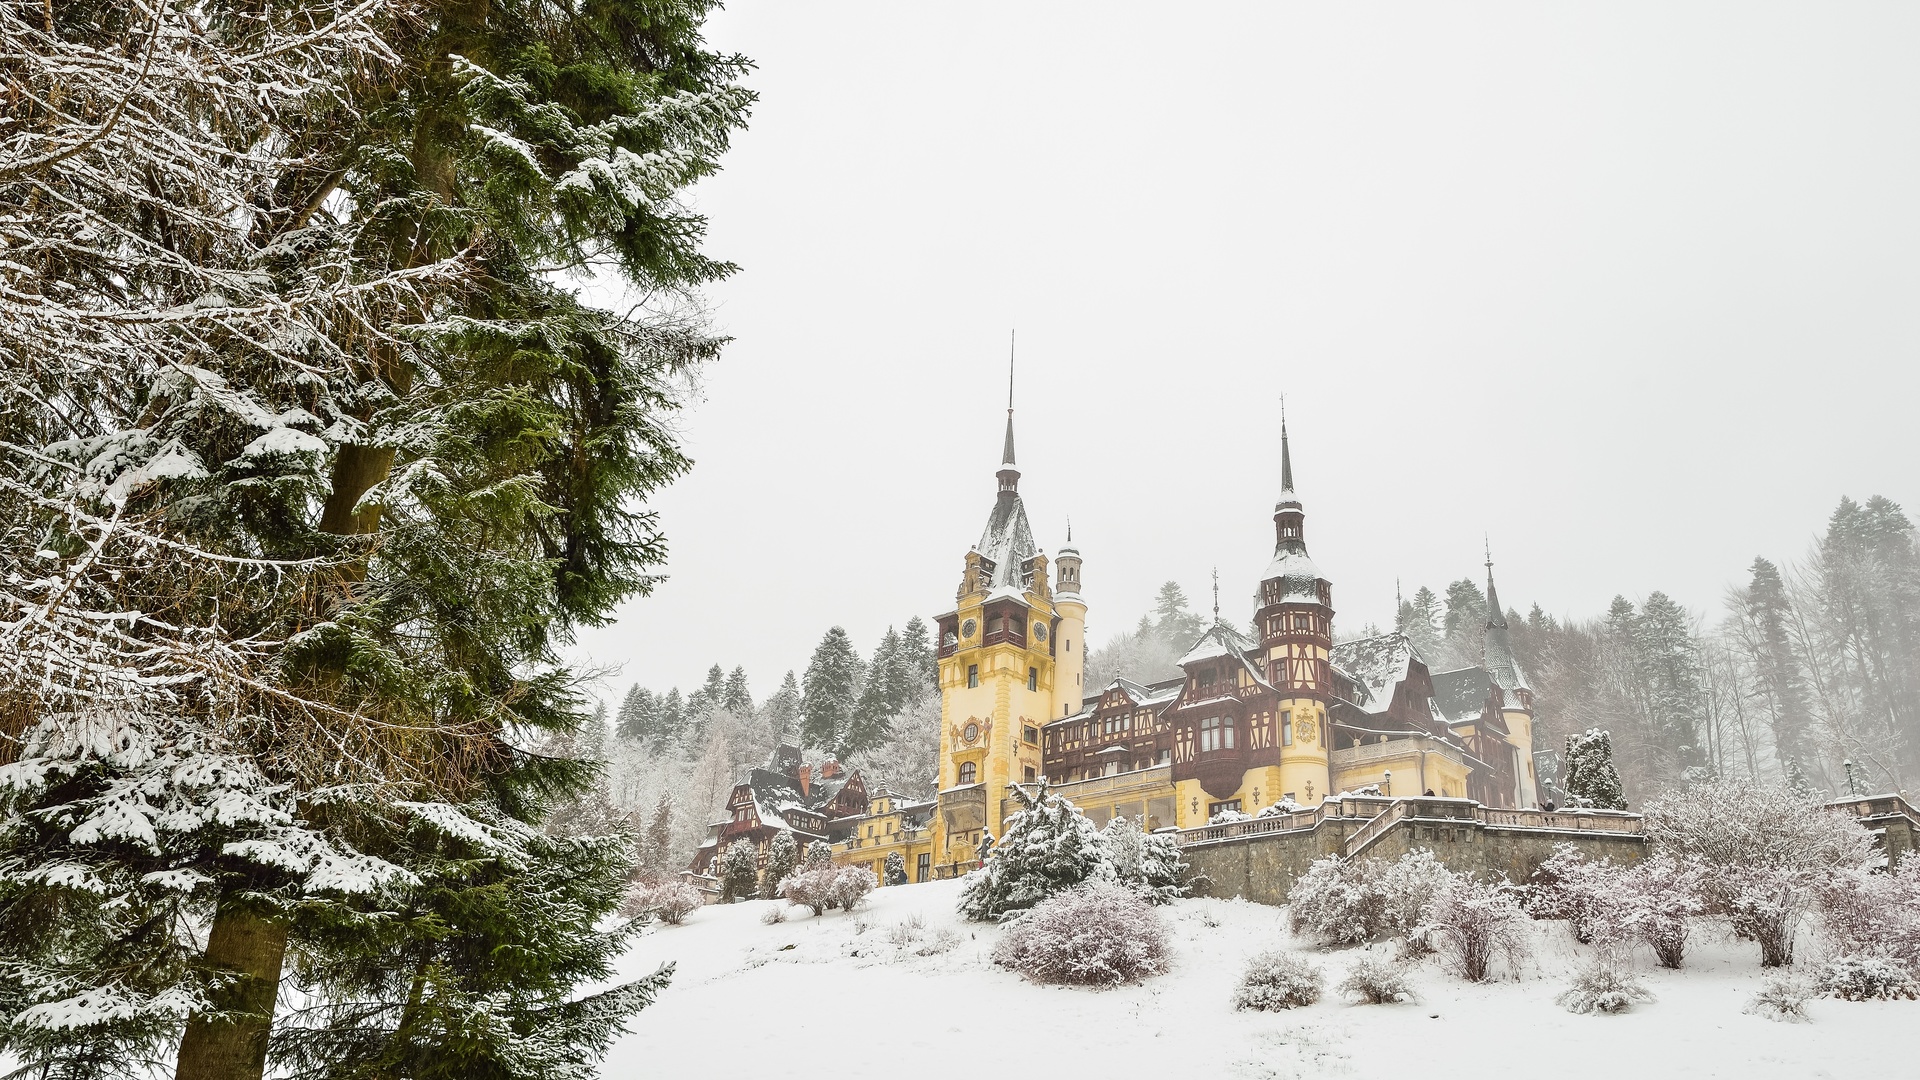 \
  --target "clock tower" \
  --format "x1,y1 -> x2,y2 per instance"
930,403 -> 1073,872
